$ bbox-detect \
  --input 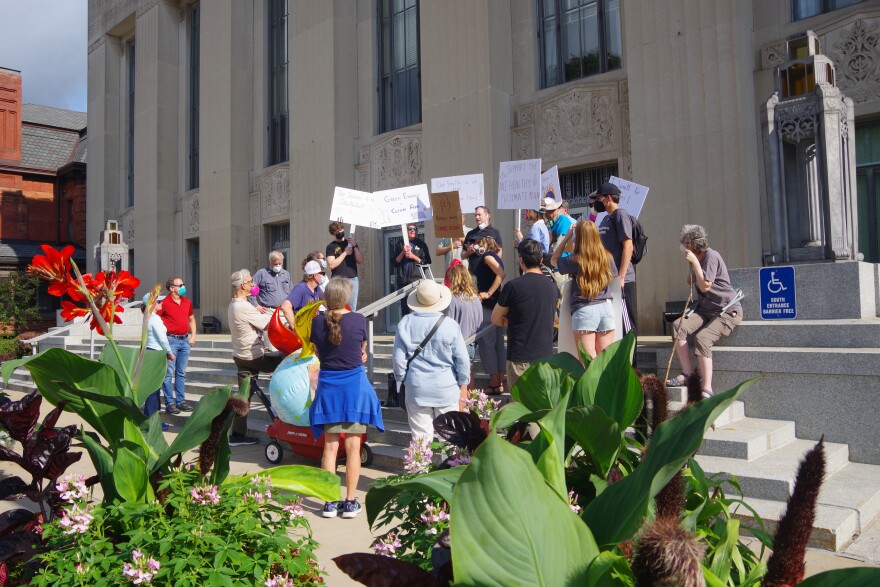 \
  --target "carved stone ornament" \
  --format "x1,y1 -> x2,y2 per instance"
762,42 -> 787,69
355,164 -> 370,192
512,126 -> 534,160
182,192 -> 199,236
777,100 -> 818,144
517,105 -> 534,126
371,134 -> 422,191
619,80 -> 629,103
359,147 -> 371,165
620,103 -> 632,180
260,167 -> 290,219
538,85 -> 618,161
249,193 -> 260,270
827,19 -> 880,104
89,0 -> 136,43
